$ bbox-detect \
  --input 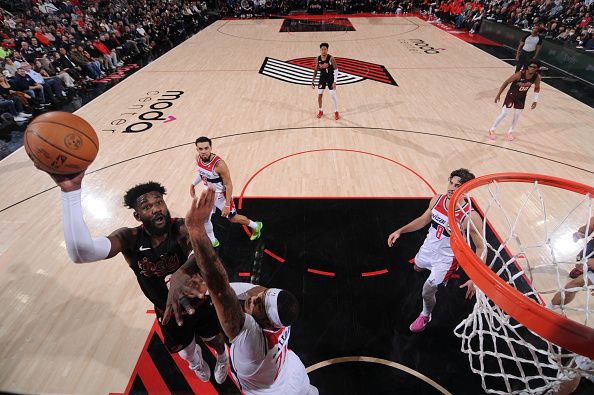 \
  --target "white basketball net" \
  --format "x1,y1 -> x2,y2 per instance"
453,179 -> 594,395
